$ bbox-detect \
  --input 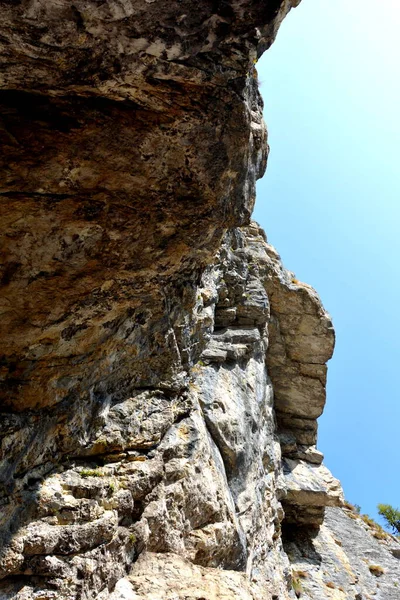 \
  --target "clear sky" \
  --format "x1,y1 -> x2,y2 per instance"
255,0 -> 400,524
